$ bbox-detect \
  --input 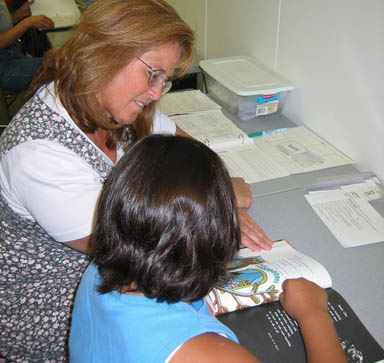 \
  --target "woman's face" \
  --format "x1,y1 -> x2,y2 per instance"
96,43 -> 181,125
